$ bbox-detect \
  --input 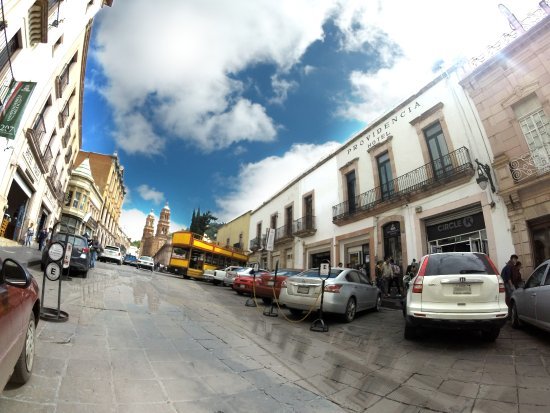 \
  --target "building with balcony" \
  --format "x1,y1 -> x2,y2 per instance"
461,6 -> 550,273
0,0 -> 113,243
215,210 -> 250,252
59,156 -> 102,236
73,150 -> 126,248
247,61 -> 518,276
